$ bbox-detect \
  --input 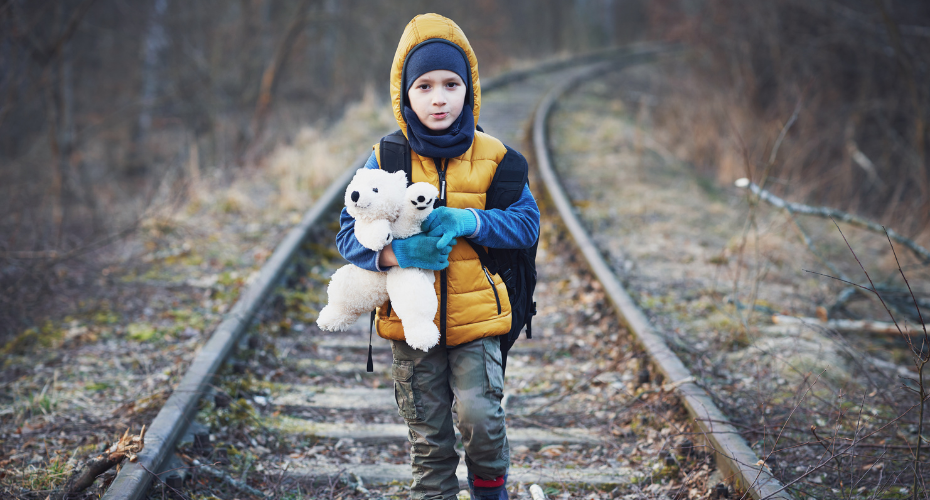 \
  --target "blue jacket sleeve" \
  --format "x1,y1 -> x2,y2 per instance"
468,184 -> 540,249
335,152 -> 383,271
